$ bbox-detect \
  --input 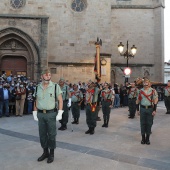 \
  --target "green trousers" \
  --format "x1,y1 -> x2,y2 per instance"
140,107 -> 153,135
60,101 -> 69,126
37,111 -> 57,149
164,96 -> 170,113
71,102 -> 80,119
102,101 -> 111,122
86,104 -> 97,128
128,98 -> 136,117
